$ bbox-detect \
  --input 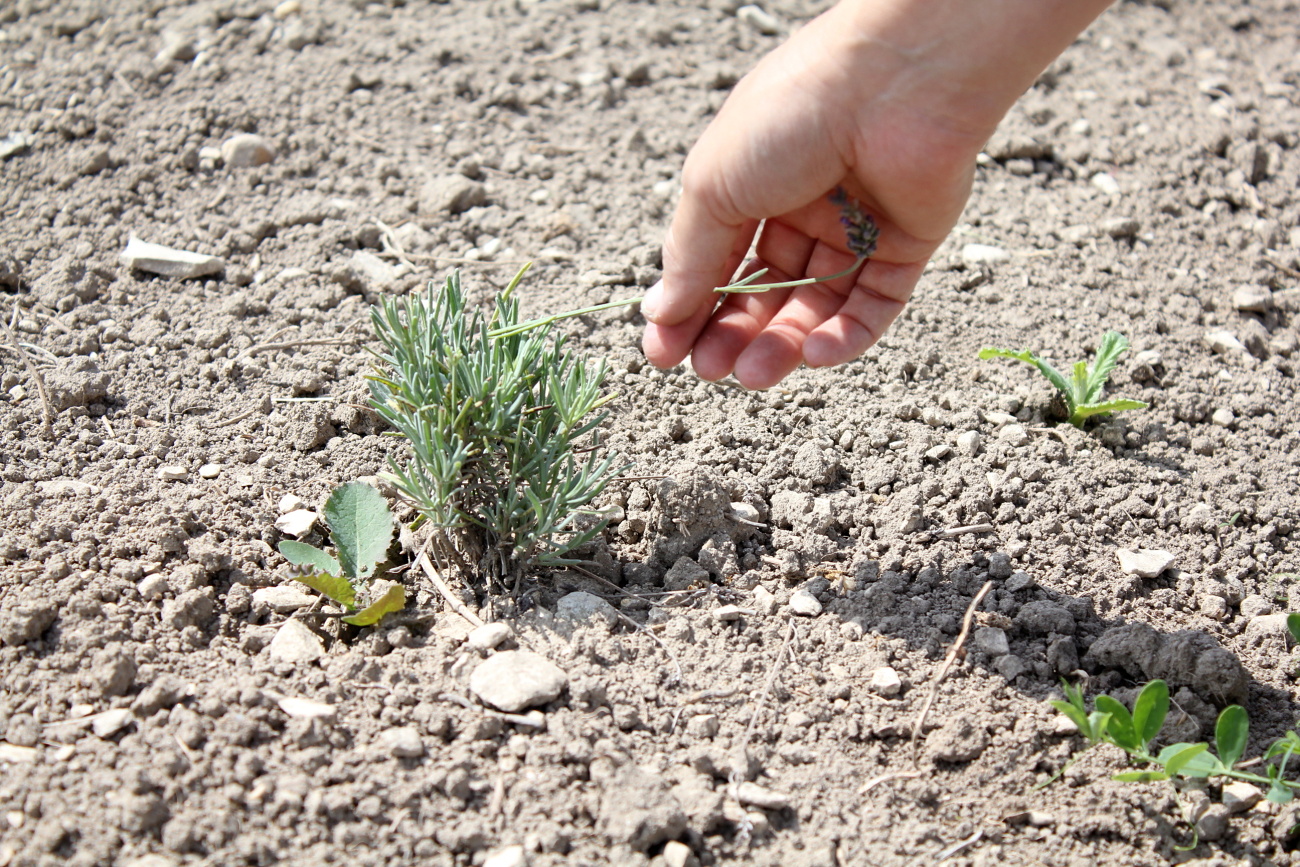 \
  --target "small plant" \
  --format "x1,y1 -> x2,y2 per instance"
1051,679 -> 1300,806
368,267 -> 626,588
978,330 -> 1148,428
489,187 -> 879,339
278,482 -> 406,625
